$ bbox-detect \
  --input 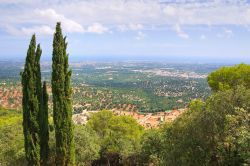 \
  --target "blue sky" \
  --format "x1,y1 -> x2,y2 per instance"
0,0 -> 250,63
